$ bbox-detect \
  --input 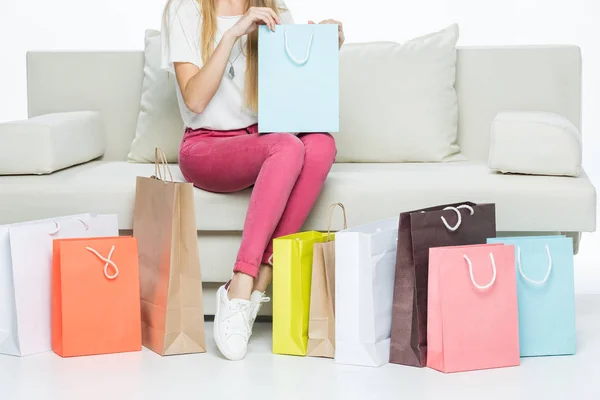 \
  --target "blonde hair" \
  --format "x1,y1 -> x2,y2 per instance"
165,0 -> 282,112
